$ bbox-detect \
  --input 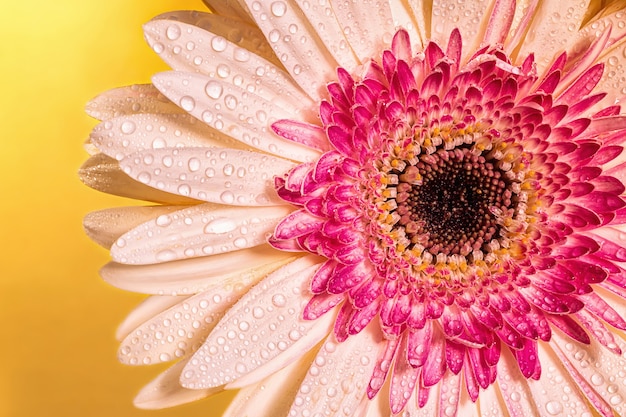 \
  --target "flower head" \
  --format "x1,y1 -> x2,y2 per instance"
82,1 -> 626,416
